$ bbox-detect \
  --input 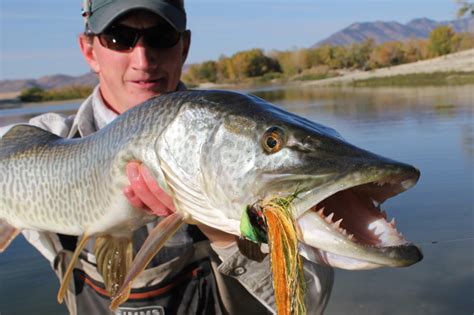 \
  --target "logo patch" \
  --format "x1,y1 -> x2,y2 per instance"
116,306 -> 165,315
